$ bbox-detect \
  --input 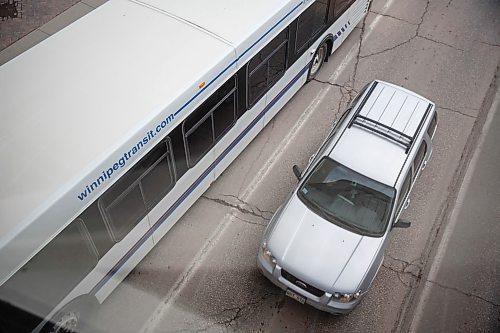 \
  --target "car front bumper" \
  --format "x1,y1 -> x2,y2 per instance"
257,250 -> 364,315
